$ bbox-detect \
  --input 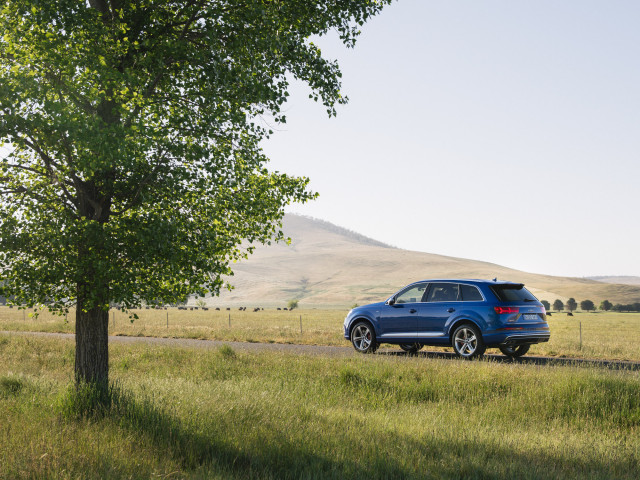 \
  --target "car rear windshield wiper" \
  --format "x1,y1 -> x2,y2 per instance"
523,298 -> 535,302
